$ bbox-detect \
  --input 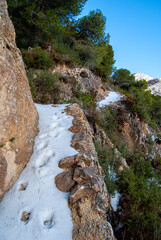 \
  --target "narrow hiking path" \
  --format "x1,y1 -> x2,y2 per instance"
0,104 -> 78,240
0,93 -> 122,240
